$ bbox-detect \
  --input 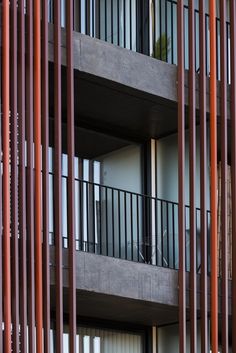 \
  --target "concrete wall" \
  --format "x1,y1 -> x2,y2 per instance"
158,321 -> 207,353
156,127 -> 210,210
96,145 -> 142,259
155,128 -> 211,271
98,145 -> 142,193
